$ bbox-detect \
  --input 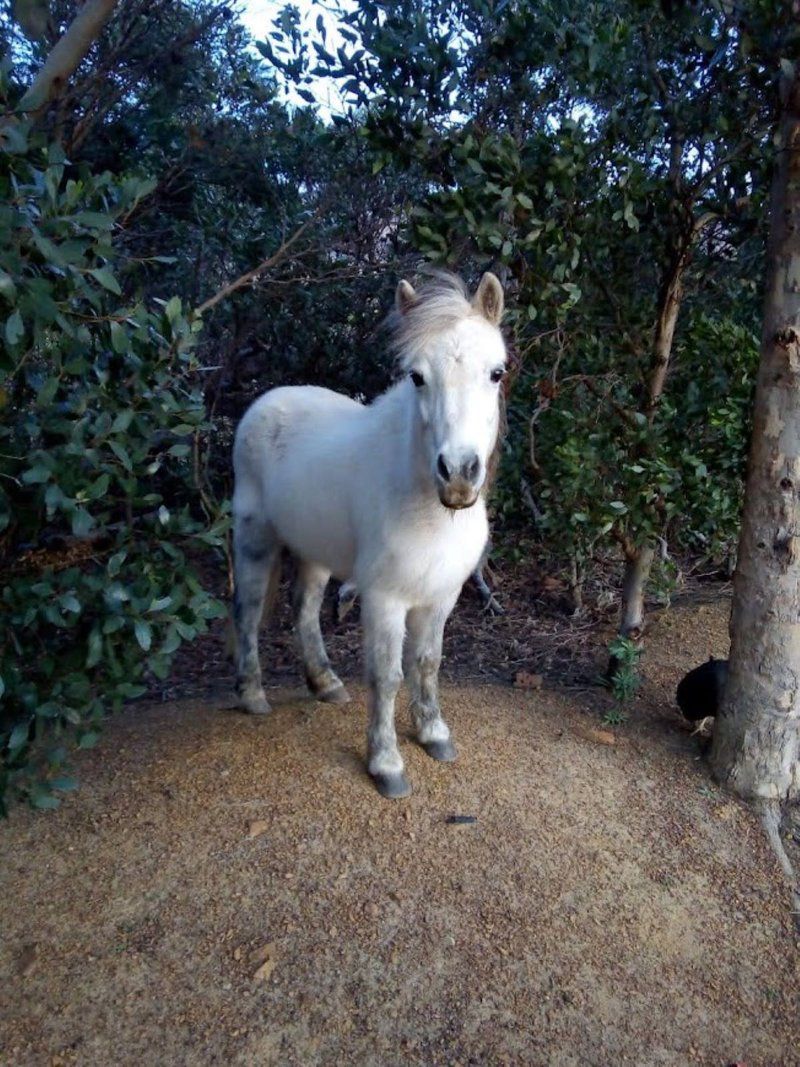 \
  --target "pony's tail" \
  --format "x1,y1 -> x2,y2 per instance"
225,552 -> 283,661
